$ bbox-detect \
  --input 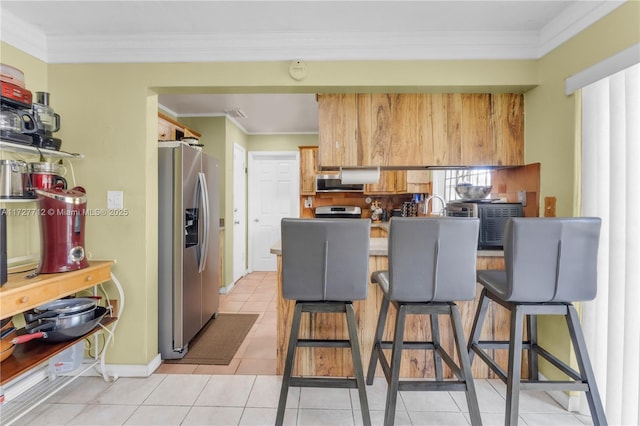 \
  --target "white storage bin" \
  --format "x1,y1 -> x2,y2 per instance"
48,342 -> 84,378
